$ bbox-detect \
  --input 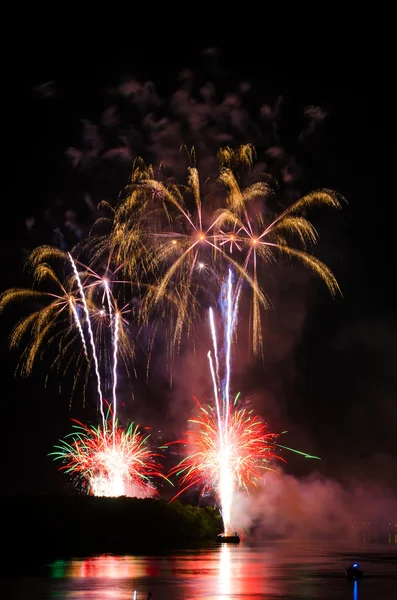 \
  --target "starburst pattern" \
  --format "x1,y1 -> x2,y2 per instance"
51,415 -> 167,497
